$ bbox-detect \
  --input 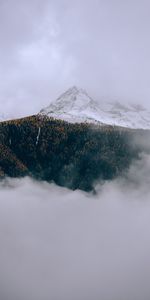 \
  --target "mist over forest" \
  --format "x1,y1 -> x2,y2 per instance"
0,154 -> 150,300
